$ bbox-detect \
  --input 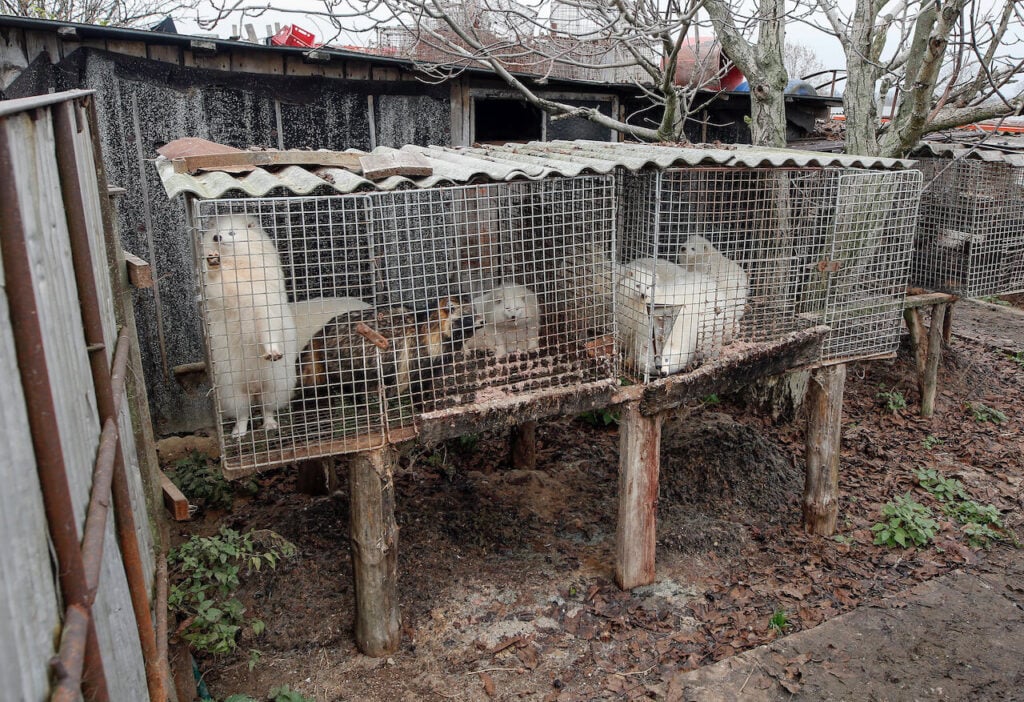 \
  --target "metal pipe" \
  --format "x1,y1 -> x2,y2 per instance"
51,604 -> 91,702
53,96 -> 165,702
80,418 -> 121,594
0,101 -> 110,702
